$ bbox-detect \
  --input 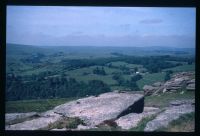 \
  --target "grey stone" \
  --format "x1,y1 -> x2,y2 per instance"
115,107 -> 160,130
51,128 -> 67,131
153,82 -> 163,87
143,85 -> 157,91
76,124 -> 97,130
152,86 -> 164,95
169,99 -> 195,106
186,83 -> 195,91
187,79 -> 195,84
144,101 -> 195,132
6,112 -> 38,125
143,85 -> 158,96
6,110 -> 62,130
53,92 -> 144,127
